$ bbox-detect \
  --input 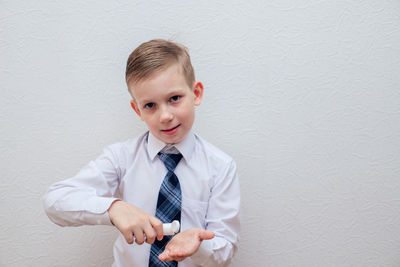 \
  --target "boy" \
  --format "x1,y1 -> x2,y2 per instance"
43,39 -> 240,266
